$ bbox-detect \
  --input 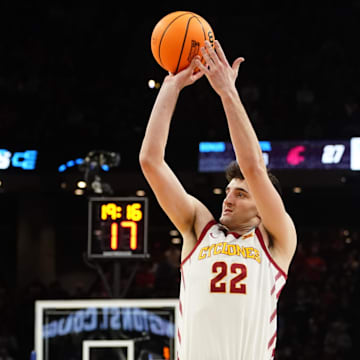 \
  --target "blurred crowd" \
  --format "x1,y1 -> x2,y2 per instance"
1,227 -> 359,359
277,228 -> 360,359
1,2 -> 360,360
0,3 -> 359,158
